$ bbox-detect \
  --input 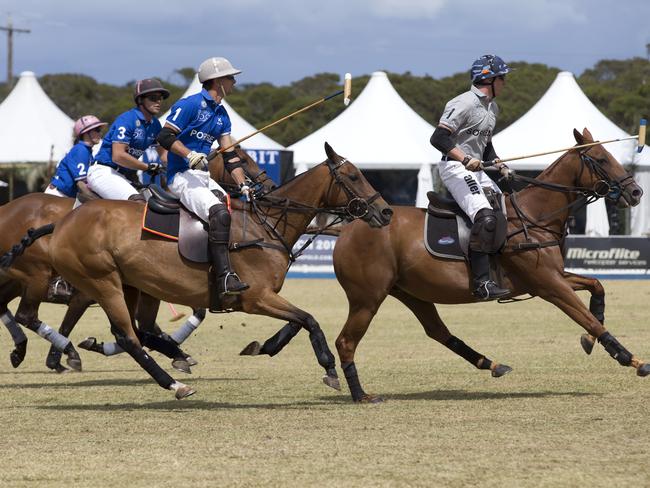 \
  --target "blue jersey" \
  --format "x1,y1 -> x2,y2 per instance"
50,142 -> 93,197
94,108 -> 161,178
165,89 -> 232,182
